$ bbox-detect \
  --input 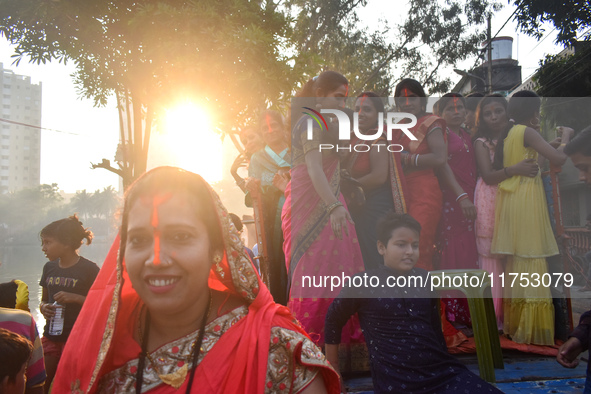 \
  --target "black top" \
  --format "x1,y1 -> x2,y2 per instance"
40,257 -> 99,341
325,266 -> 501,393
